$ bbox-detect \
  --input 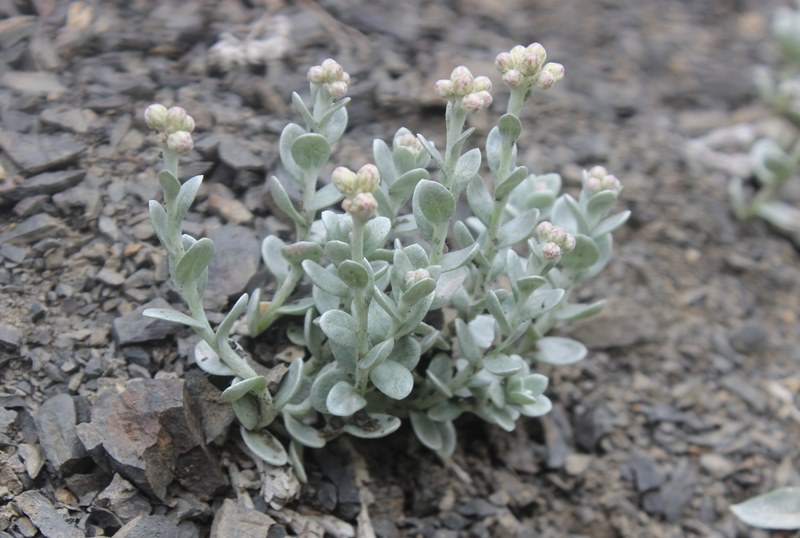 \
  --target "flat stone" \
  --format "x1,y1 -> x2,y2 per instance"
0,16 -> 36,49
699,453 -> 736,479
630,452 -> 664,492
0,243 -> 26,264
114,514 -> 197,538
0,132 -> 85,174
207,192 -> 254,224
14,490 -> 83,538
0,170 -> 85,202
0,71 -> 67,98
0,213 -> 63,245
728,318 -> 769,354
219,136 -> 263,170
13,194 -> 49,217
78,378 -> 227,501
96,267 -> 125,287
564,453 -> 593,476
0,323 -> 21,350
206,224 -> 260,297
570,299 -> 658,349
184,370 -> 234,444
210,498 -> 276,538
39,107 -> 91,134
112,298 -> 184,345
34,393 -> 89,475
17,443 -> 45,479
